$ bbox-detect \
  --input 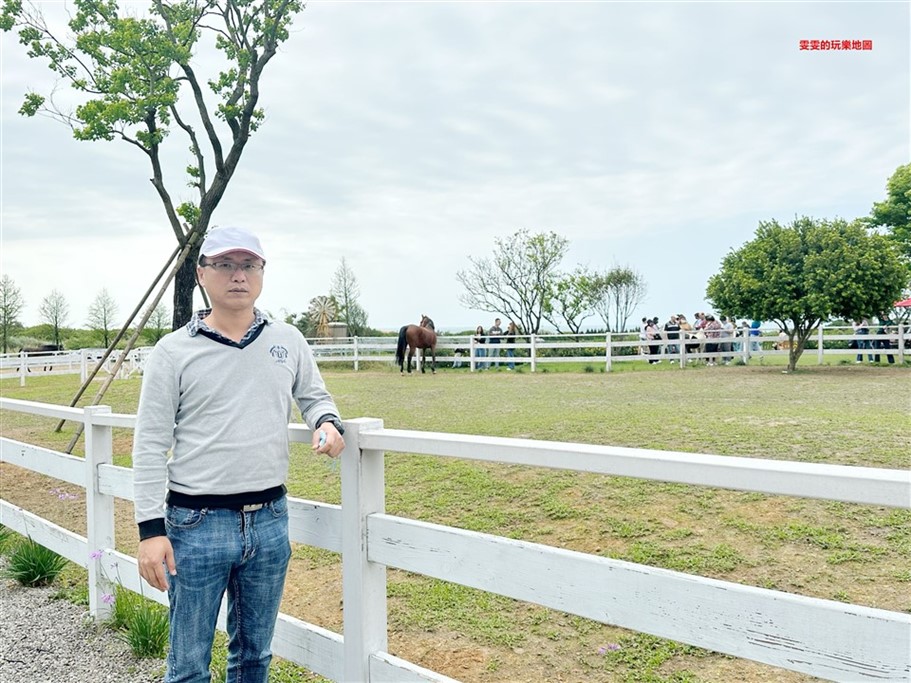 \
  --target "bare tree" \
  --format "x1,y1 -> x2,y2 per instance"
330,258 -> 368,336
591,266 -> 648,333
87,288 -> 119,347
0,275 -> 25,353
38,289 -> 70,347
458,229 -> 568,334
146,302 -> 171,344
